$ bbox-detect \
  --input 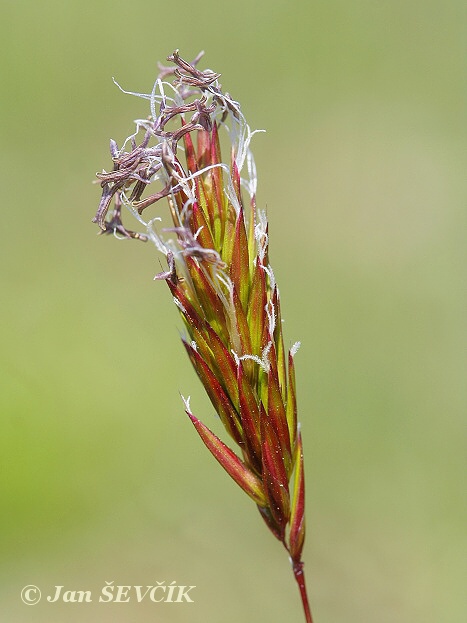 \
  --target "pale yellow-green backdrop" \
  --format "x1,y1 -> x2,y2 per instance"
1,1 -> 465,621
